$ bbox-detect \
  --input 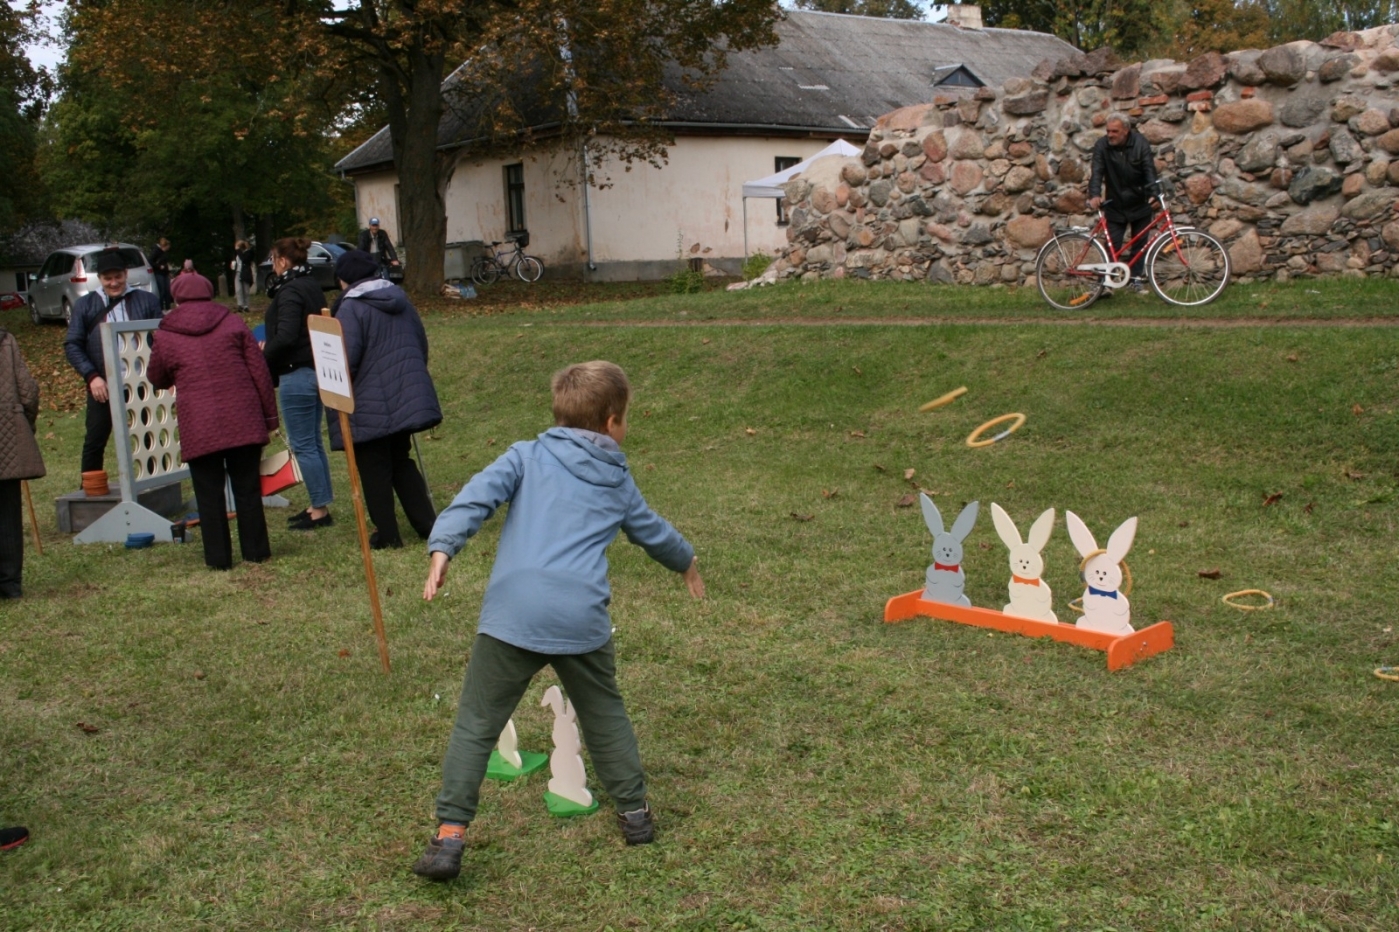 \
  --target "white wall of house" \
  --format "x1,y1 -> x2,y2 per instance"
585,135 -> 838,276
350,134 -> 849,280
